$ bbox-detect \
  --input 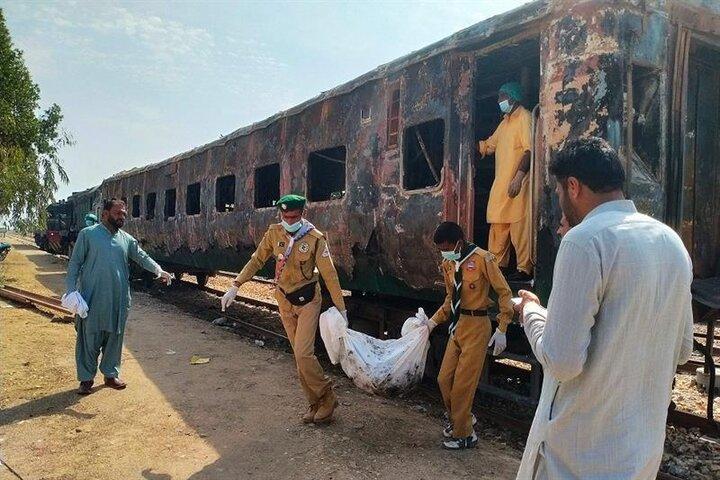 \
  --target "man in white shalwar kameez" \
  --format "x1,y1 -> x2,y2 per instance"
514,137 -> 694,480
